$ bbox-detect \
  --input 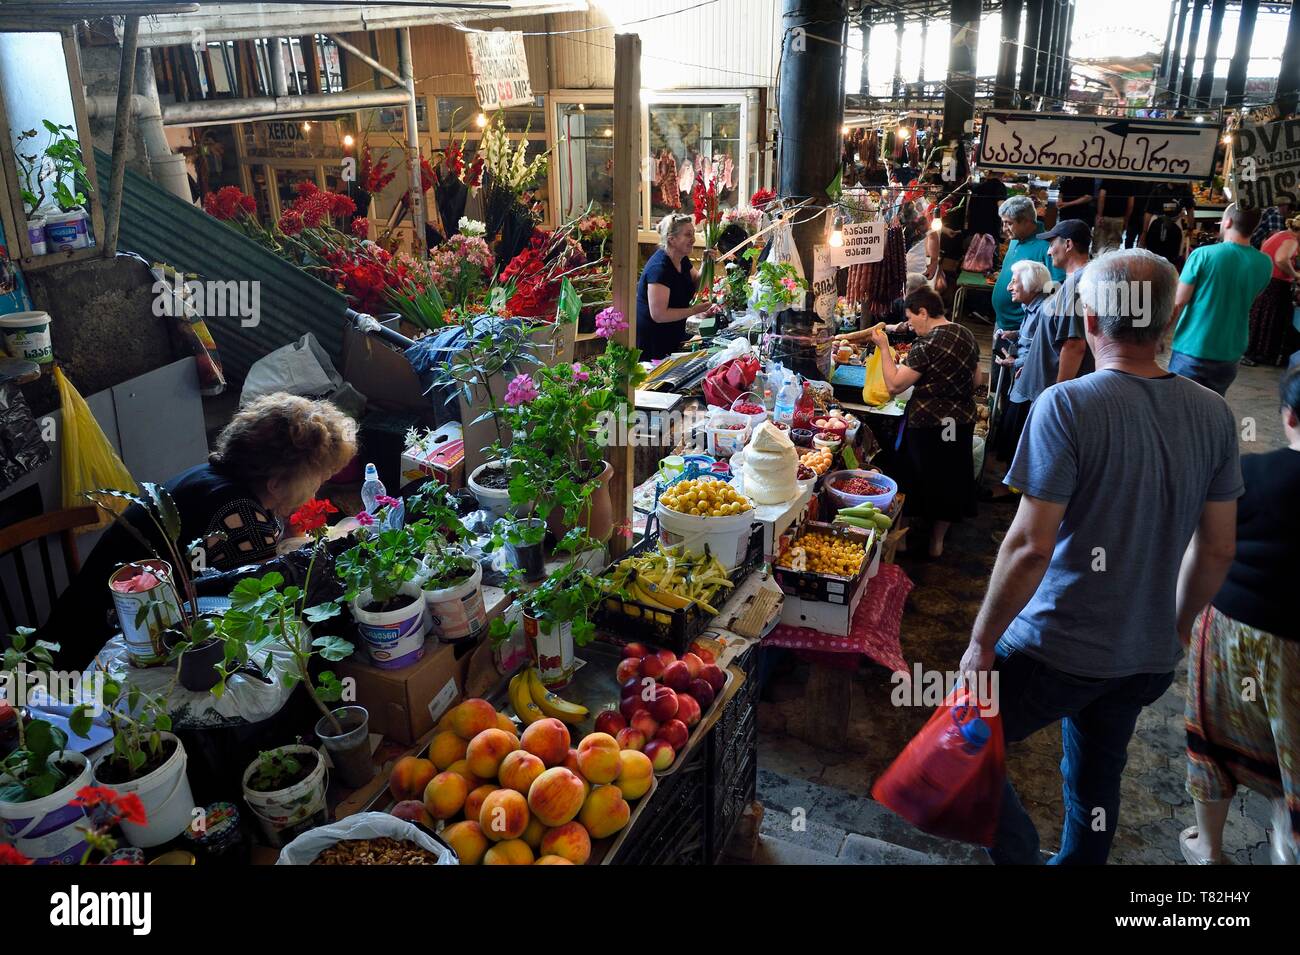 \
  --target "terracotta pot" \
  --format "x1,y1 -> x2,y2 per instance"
546,461 -> 614,544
